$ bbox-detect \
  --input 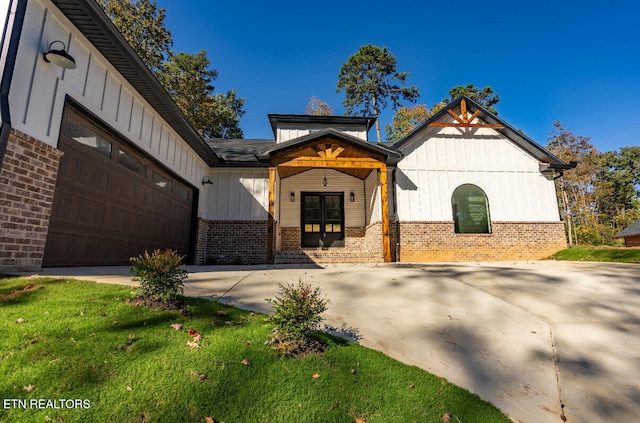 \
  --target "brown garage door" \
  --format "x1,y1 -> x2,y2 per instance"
43,107 -> 195,266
